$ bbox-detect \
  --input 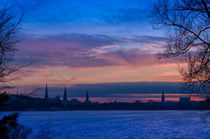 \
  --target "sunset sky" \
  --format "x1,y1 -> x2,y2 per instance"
7,0 -> 192,100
